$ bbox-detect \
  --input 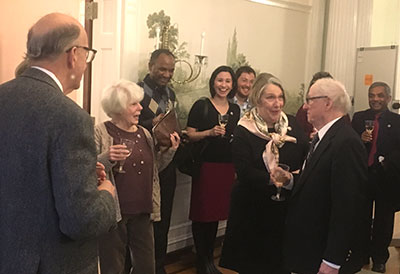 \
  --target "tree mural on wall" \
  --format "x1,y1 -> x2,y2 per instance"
138,11 -> 302,123
139,10 -> 209,128
226,28 -> 251,72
